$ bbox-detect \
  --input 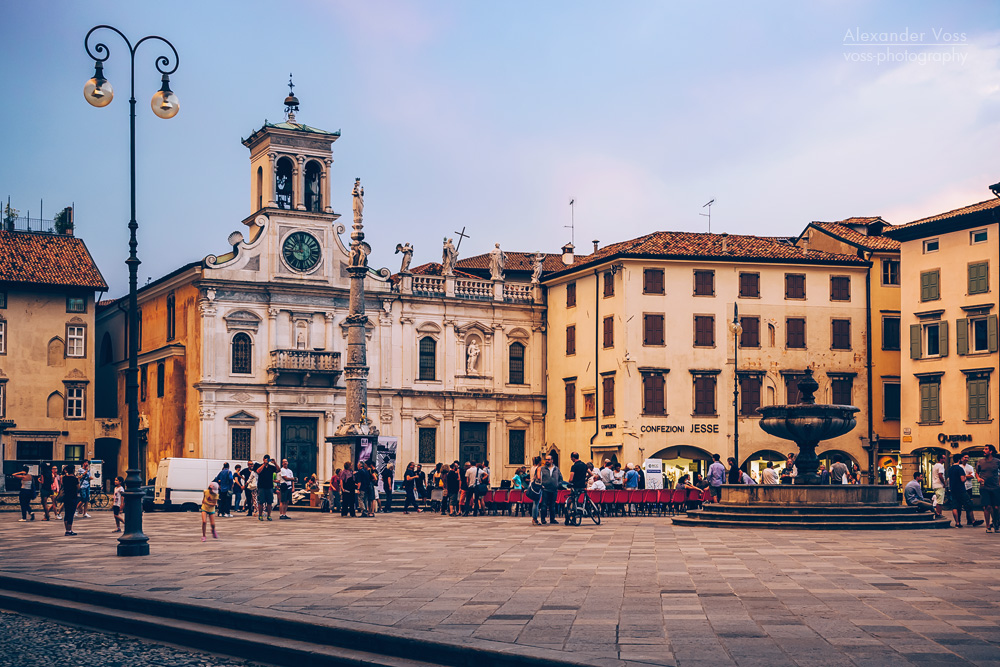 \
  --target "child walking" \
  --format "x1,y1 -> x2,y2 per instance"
201,481 -> 219,542
112,476 -> 125,532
